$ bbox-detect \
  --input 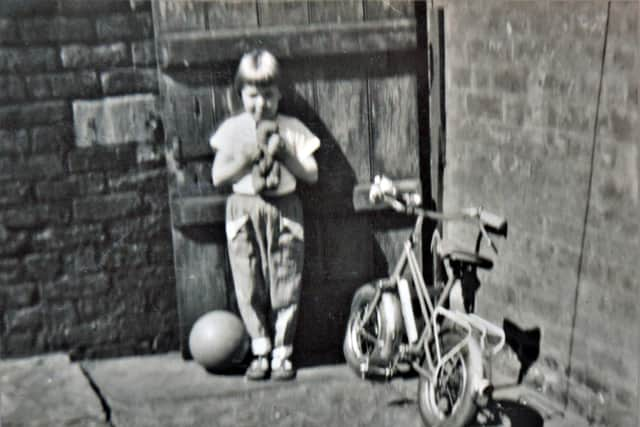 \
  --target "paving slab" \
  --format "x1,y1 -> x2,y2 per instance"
82,352 -> 585,427
82,353 -> 422,427
0,353 -> 108,427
